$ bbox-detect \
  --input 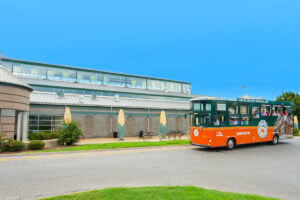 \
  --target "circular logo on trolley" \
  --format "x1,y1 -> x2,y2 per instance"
194,129 -> 199,137
258,120 -> 268,139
